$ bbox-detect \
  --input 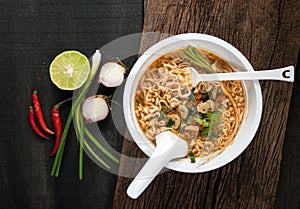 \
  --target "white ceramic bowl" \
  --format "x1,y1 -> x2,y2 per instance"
123,33 -> 262,173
